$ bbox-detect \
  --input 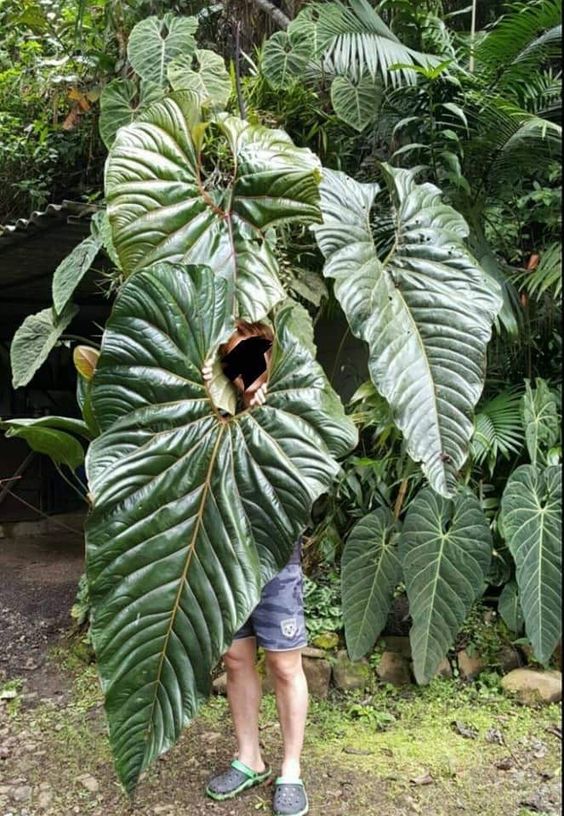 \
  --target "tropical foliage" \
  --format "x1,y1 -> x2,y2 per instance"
2,0 -> 562,795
